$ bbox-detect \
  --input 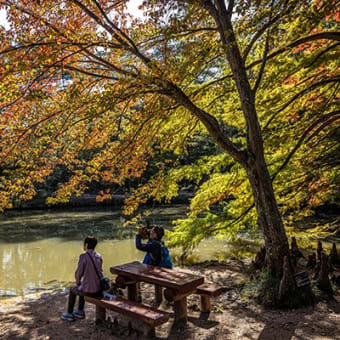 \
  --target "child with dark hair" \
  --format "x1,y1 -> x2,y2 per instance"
136,225 -> 172,268
61,236 -> 103,321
